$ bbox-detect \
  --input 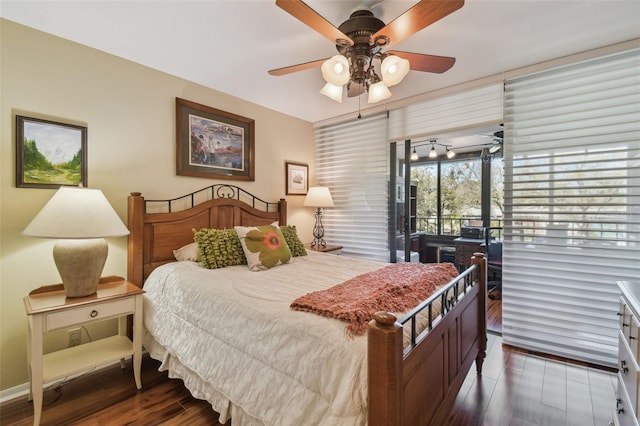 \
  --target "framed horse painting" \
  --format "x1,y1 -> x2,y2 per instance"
175,98 -> 255,181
